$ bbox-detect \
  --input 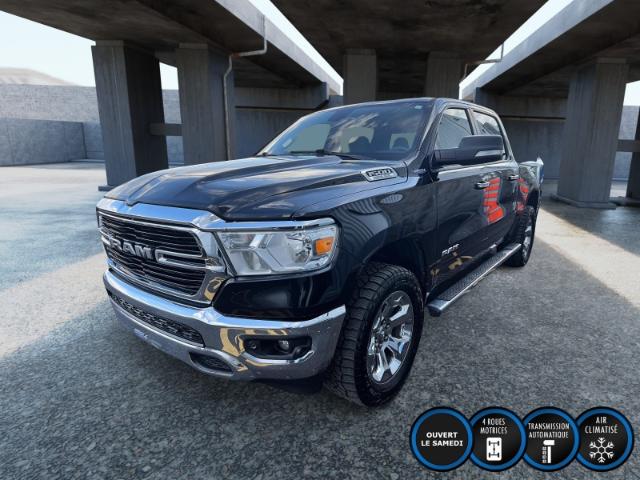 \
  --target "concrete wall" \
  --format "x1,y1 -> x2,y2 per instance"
615,105 -> 637,180
161,90 -> 182,164
0,118 -> 86,165
0,84 -> 315,166
6,83 -> 634,178
477,90 -> 638,181
502,106 -> 637,180
503,118 -> 564,177
0,84 -> 175,163
0,85 -> 103,163
0,85 -> 101,121
236,108 -> 305,155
